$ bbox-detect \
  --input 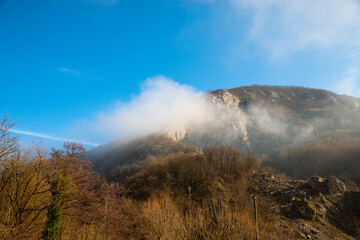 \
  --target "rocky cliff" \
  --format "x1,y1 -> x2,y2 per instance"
168,86 -> 360,155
